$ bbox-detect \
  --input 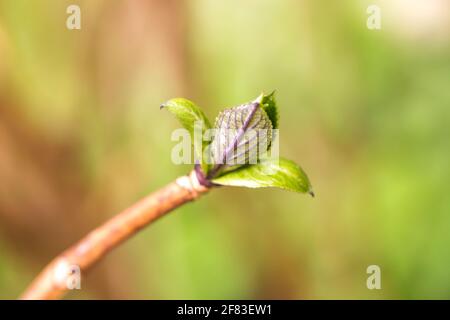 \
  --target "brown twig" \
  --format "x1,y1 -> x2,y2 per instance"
20,170 -> 210,300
